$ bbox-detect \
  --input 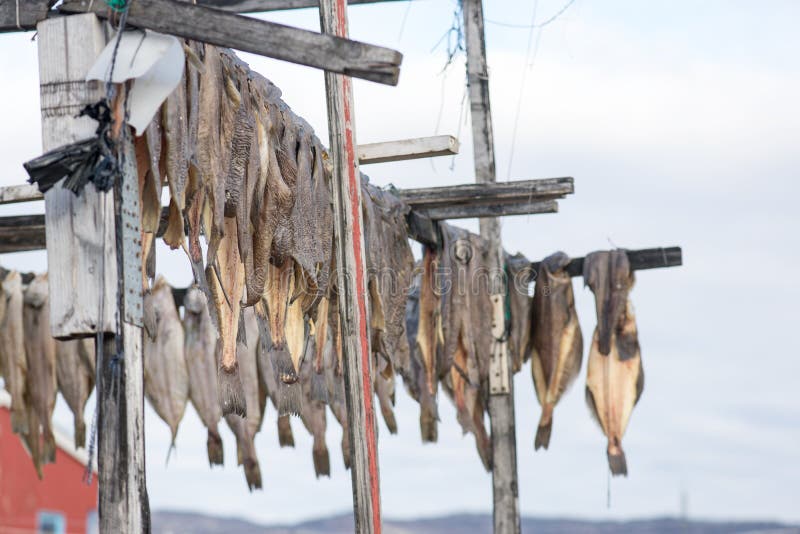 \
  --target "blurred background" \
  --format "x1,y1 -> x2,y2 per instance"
0,0 -> 798,530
